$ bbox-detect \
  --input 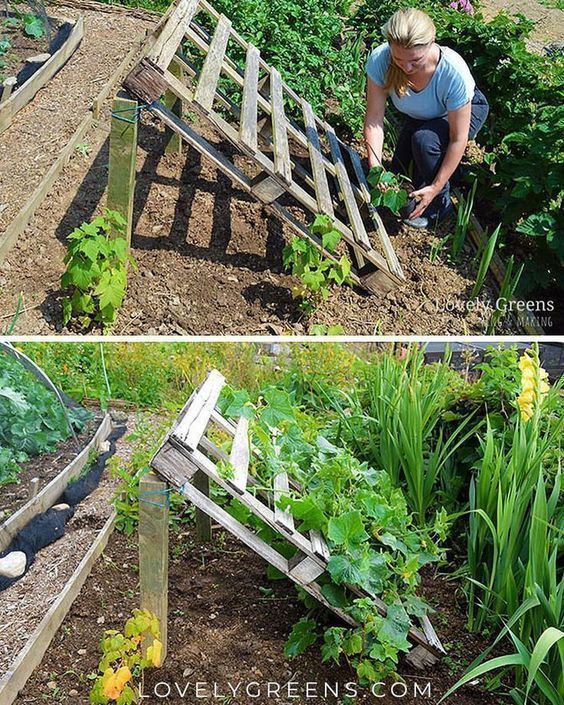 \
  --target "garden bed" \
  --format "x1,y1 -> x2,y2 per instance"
0,415 -> 133,691
0,410 -> 103,522
11,525 -> 503,705
0,110 -> 515,336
